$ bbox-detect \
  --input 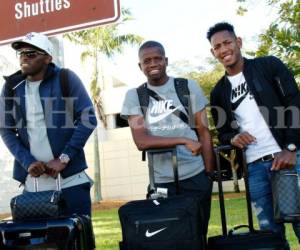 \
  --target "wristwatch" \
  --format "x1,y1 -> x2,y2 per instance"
286,143 -> 297,152
59,153 -> 70,164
